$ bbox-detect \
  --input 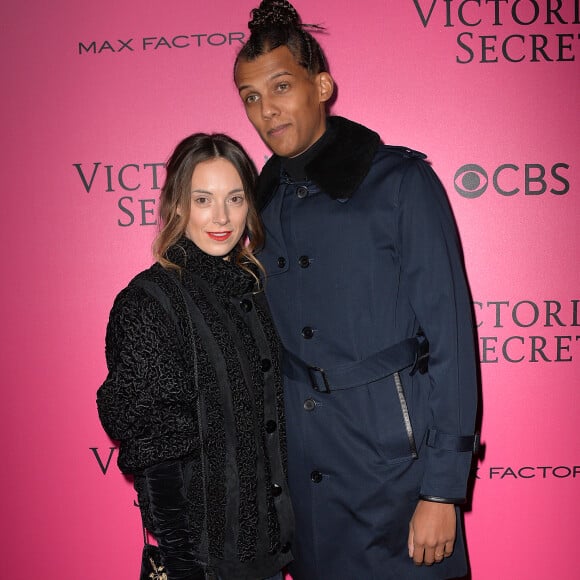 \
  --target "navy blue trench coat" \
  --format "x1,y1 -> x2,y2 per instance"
256,117 -> 478,579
